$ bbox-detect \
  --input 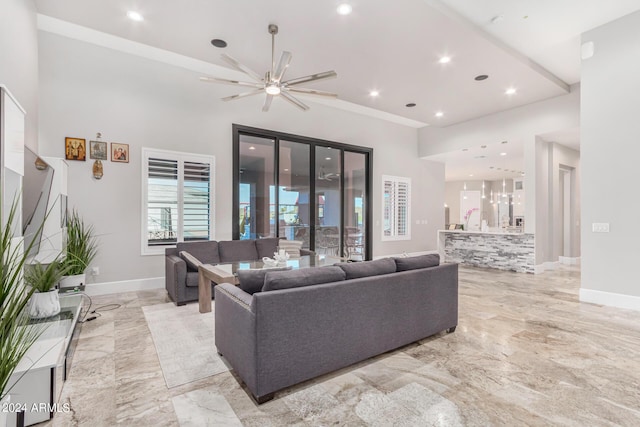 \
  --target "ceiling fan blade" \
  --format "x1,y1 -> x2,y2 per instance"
220,53 -> 263,82
200,76 -> 263,89
284,71 -> 337,87
286,87 -> 338,98
221,89 -> 264,102
281,92 -> 309,111
273,51 -> 293,82
262,94 -> 274,112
